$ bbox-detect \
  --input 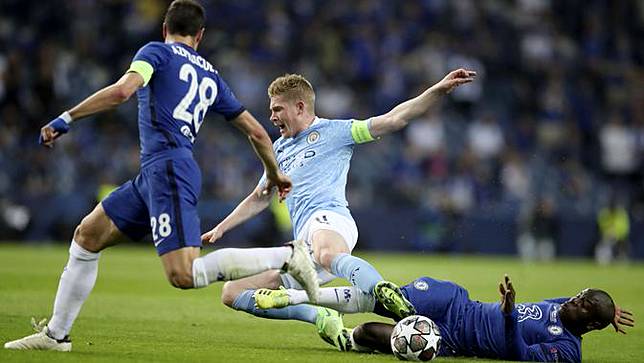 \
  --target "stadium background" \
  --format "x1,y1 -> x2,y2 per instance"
1,0 -> 643,260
